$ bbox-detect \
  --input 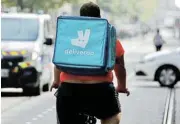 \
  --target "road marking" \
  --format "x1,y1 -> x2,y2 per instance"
42,110 -> 48,114
163,89 -> 175,124
167,89 -> 175,124
32,117 -> 37,121
47,108 -> 53,112
25,122 -> 32,124
2,97 -> 31,113
25,106 -> 56,124
37,114 -> 44,118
